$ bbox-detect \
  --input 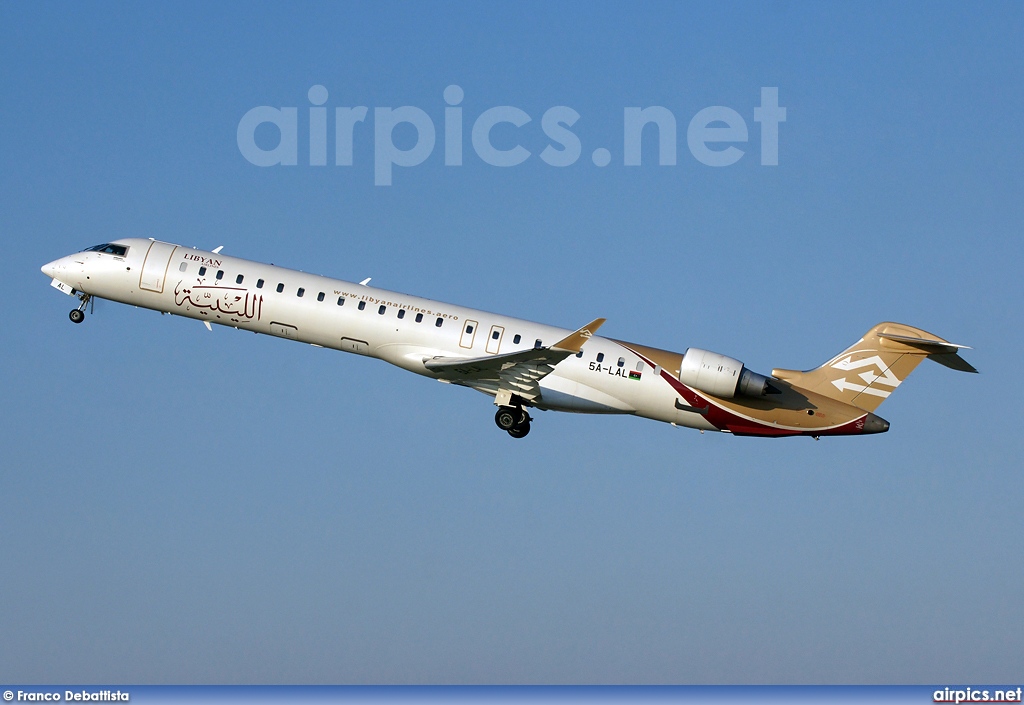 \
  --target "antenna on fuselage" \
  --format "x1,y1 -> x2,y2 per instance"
212,246 -> 224,254
359,278 -> 371,286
